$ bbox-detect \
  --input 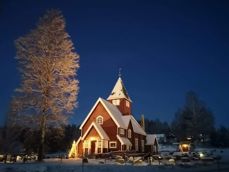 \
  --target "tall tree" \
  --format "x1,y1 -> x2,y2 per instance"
14,10 -> 79,161
172,91 -> 214,141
